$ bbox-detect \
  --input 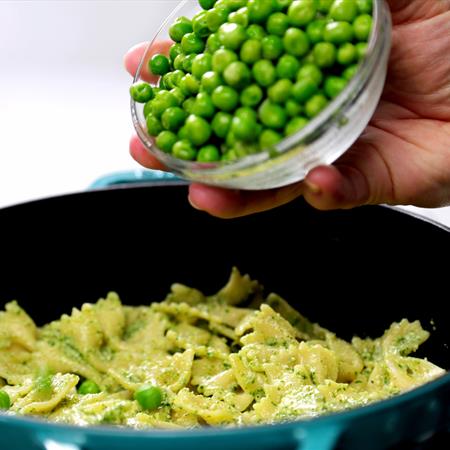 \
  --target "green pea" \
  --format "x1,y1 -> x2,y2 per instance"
330,0 -> 358,22
178,124 -> 189,140
283,28 -> 310,57
0,390 -> 11,409
169,17 -> 193,43
182,56 -> 197,74
192,92 -> 216,118
313,42 -> 336,68
222,0 -> 247,10
151,90 -> 179,117
356,42 -> 368,60
232,140 -> 260,157
302,50 -> 316,65
197,144 -> 221,162
306,20 -> 326,44
193,11 -> 210,38
288,0 -> 317,27
172,140 -> 198,160
129,82 -> 154,103
276,54 -> 300,80
240,84 -> 264,107
223,61 -> 251,88
169,43 -> 183,63
317,0 -> 333,13
262,35 -> 284,60
353,14 -> 373,41
246,24 -> 267,40
337,42 -> 357,65
182,97 -> 196,114
324,75 -> 348,99
146,114 -> 163,136
191,53 -> 212,79
229,7 -> 249,27
206,6 -> 230,32
305,93 -> 328,118
185,114 -> 212,146
78,380 -> 101,395
231,115 -> 257,140
212,111 -> 233,137
292,77 -> 318,103
174,79 -> 190,99
342,63 -> 359,80
297,63 -> 323,86
201,71 -> 223,93
212,48 -> 238,73
155,130 -> 178,153
181,53 -> 194,71
240,39 -> 262,64
222,148 -> 238,161
158,75 -> 167,90
258,99 -> 287,129
143,100 -> 153,118
173,53 -> 186,71
34,369 -> 54,398
206,33 -> 221,53
323,21 -> 354,45
212,85 -> 240,111
226,133 -> 239,150
218,23 -> 247,50
199,0 -> 217,9
285,99 -> 303,117
252,59 -> 277,87
266,12 -> 289,36
248,0 -> 274,24
285,116 -> 309,136
272,0 -> 292,11
181,32 -> 205,54
356,0 -> 373,14
149,54 -> 170,76
166,69 -> 185,89
259,129 -> 282,148
161,106 -> 187,130
179,74 -> 200,96
268,79 -> 293,104
235,106 -> 258,121
162,73 -> 174,90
